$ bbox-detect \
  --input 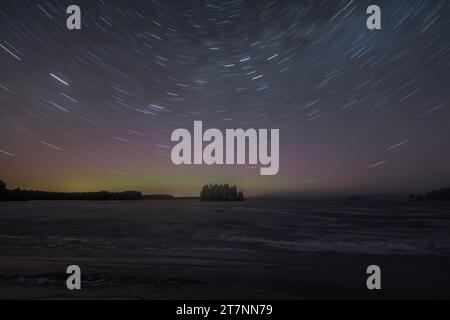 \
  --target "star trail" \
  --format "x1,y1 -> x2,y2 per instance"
0,0 -> 448,196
